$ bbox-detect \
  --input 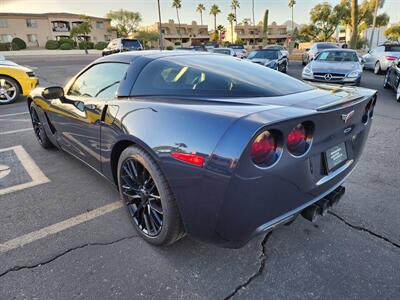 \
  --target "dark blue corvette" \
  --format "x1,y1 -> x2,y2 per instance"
28,51 -> 376,248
